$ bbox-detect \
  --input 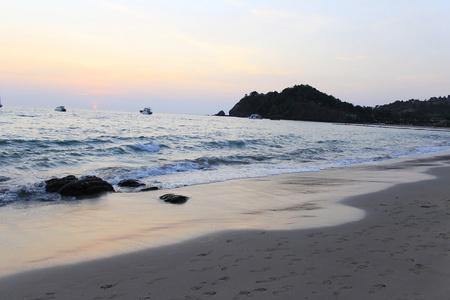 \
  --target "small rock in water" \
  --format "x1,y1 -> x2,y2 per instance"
159,193 -> 189,204
141,186 -> 159,192
118,179 -> 145,187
